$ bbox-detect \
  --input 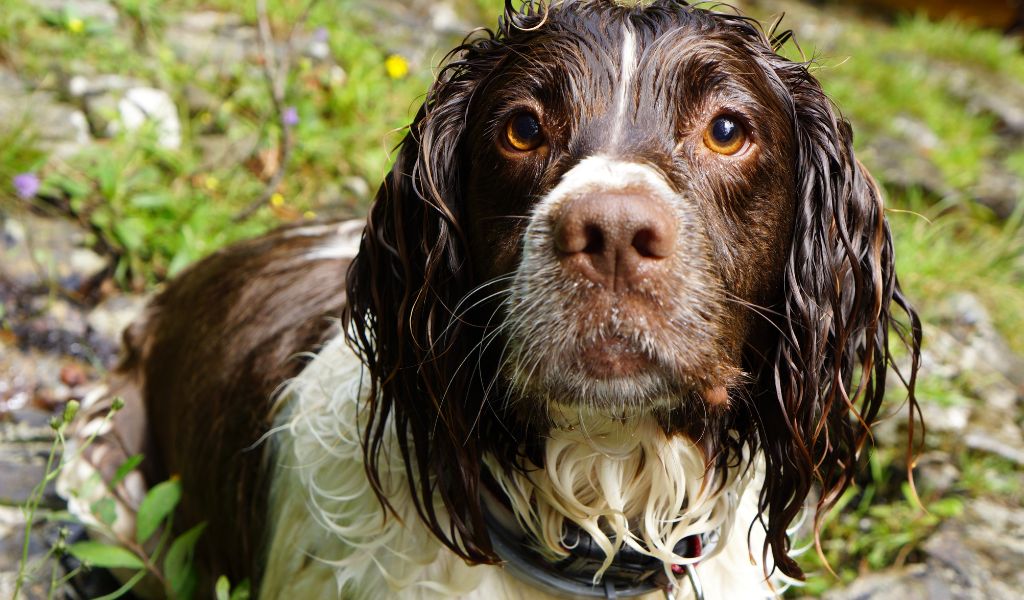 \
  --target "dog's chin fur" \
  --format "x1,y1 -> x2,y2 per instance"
260,333 -> 780,600
486,411 -> 743,581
